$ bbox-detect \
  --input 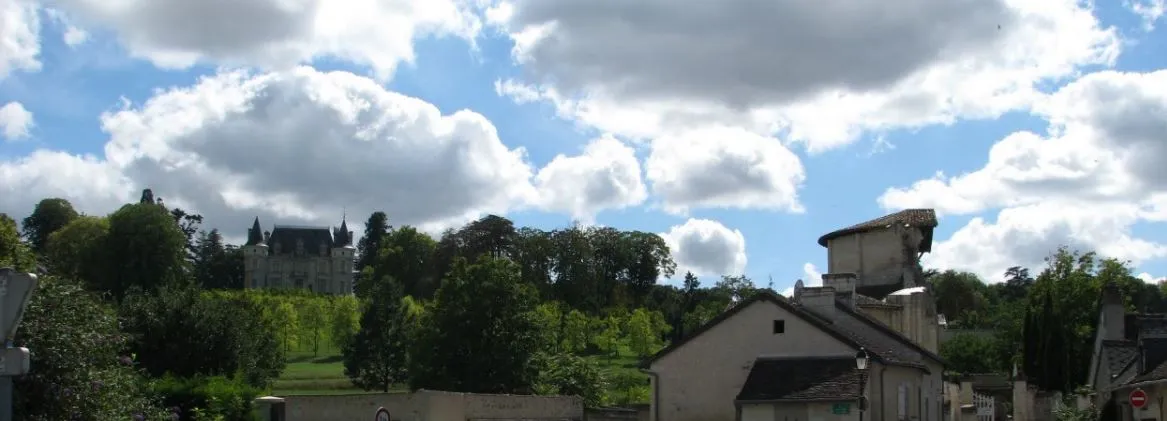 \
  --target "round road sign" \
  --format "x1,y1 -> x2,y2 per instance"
1130,388 -> 1149,409
375,407 -> 390,421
